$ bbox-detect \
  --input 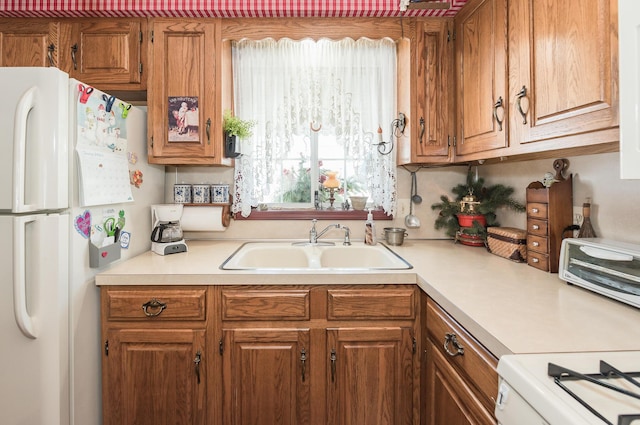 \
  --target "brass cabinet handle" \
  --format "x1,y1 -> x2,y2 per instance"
516,85 -> 528,124
419,117 -> 425,144
142,299 -> 166,317
206,118 -> 211,144
194,351 -> 201,384
443,332 -> 464,357
70,43 -> 78,70
47,44 -> 55,67
300,348 -> 307,382
330,349 -> 336,382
